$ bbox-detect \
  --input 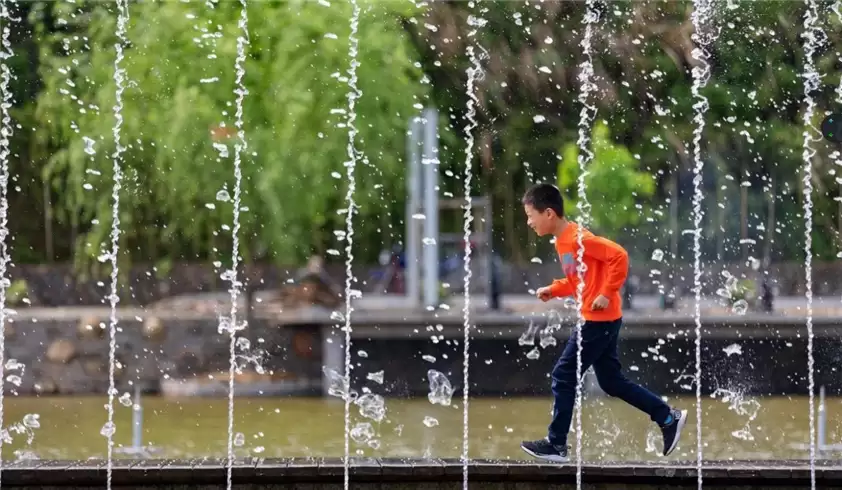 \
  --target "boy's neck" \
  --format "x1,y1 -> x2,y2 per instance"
553,218 -> 570,237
